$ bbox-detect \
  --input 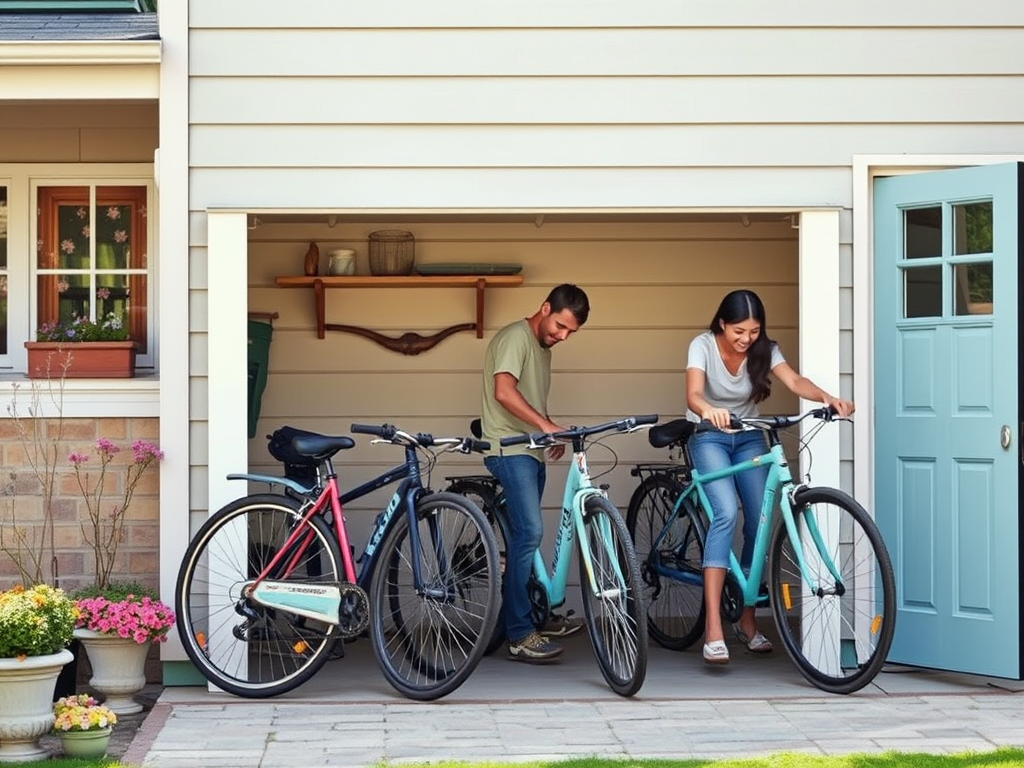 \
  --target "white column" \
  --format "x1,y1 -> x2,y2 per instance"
798,210 -> 842,487
206,211 -> 250,513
